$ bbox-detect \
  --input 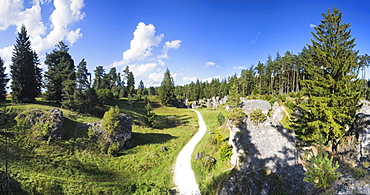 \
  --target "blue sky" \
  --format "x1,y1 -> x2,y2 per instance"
0,0 -> 369,87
